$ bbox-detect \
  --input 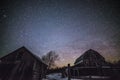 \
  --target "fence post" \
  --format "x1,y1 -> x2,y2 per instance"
68,64 -> 71,80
